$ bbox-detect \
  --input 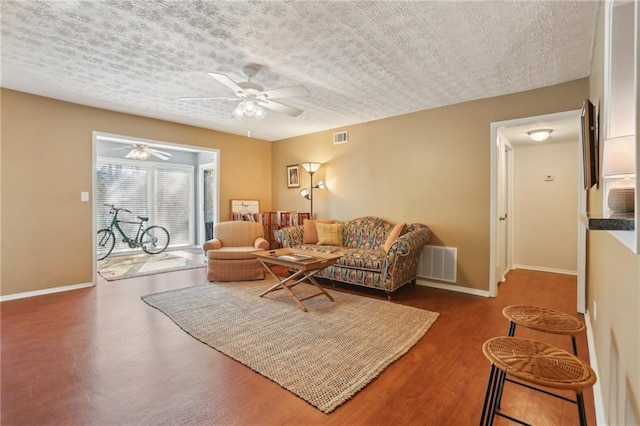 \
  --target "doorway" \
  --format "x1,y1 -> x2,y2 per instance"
489,110 -> 586,313
92,132 -> 220,283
